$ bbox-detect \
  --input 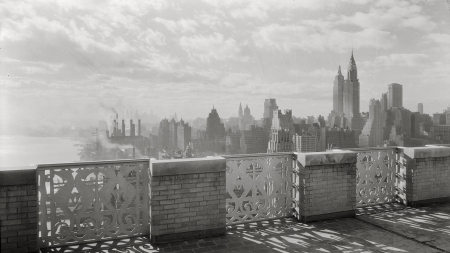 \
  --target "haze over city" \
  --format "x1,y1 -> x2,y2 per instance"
1,0 -> 450,134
